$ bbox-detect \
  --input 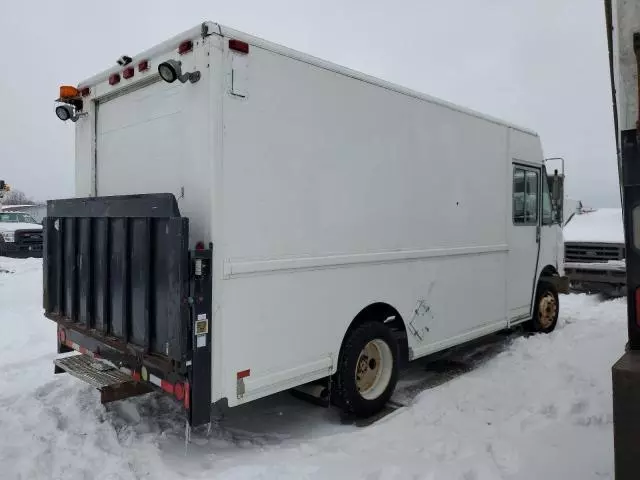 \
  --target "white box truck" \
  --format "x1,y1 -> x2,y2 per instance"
46,22 -> 568,426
